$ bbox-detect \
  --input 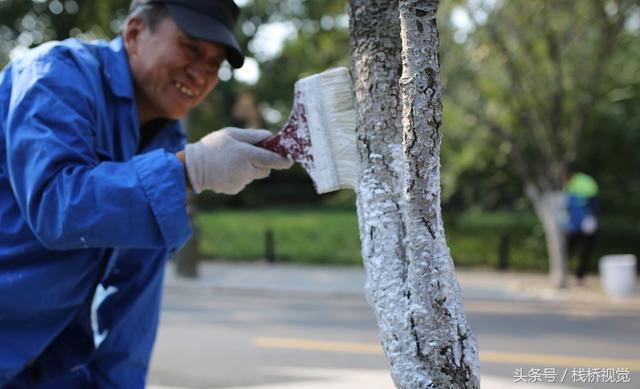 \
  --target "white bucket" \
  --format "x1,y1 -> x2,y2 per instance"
599,254 -> 637,298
